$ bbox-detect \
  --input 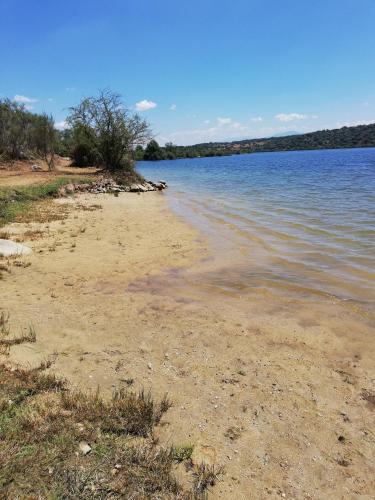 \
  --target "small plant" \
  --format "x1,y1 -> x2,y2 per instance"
192,463 -> 224,498
171,443 -> 194,462
0,319 -> 36,349
0,310 -> 10,336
